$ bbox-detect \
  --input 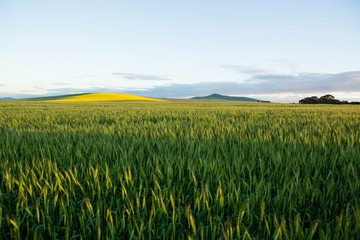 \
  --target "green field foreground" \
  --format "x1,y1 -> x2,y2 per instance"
0,101 -> 359,239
